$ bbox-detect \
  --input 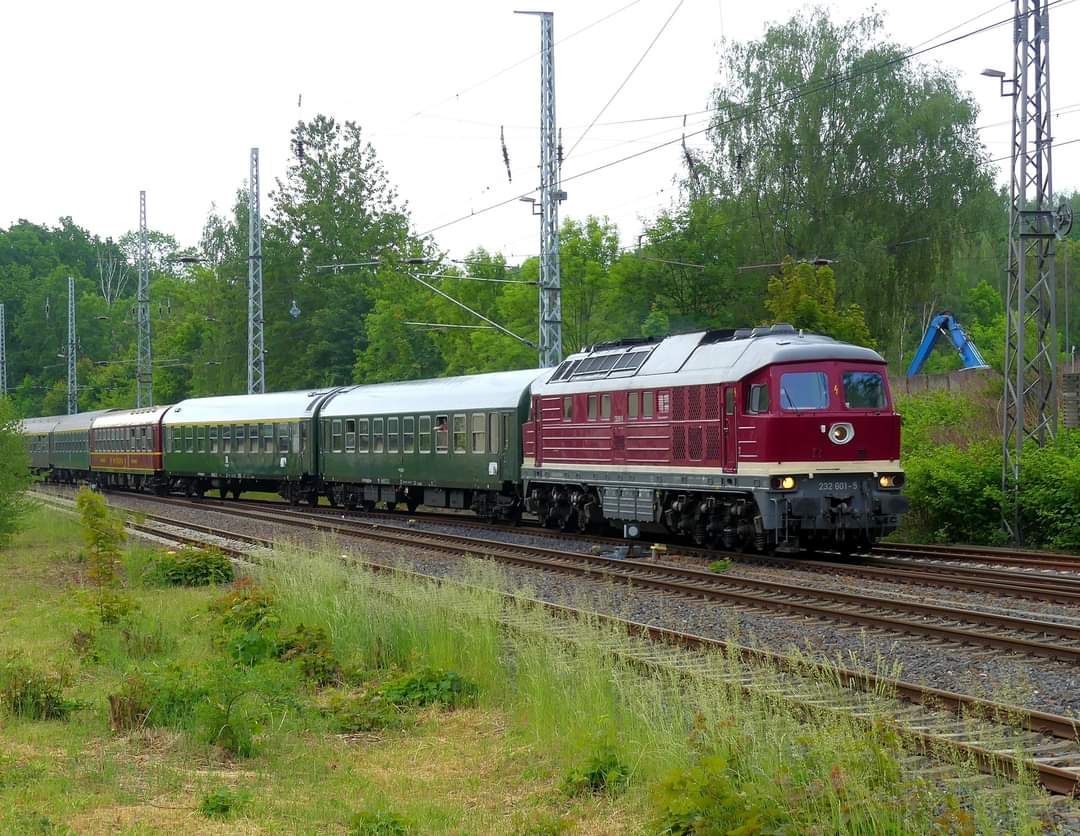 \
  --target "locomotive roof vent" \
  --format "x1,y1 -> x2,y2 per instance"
733,328 -> 753,339
770,323 -> 796,334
